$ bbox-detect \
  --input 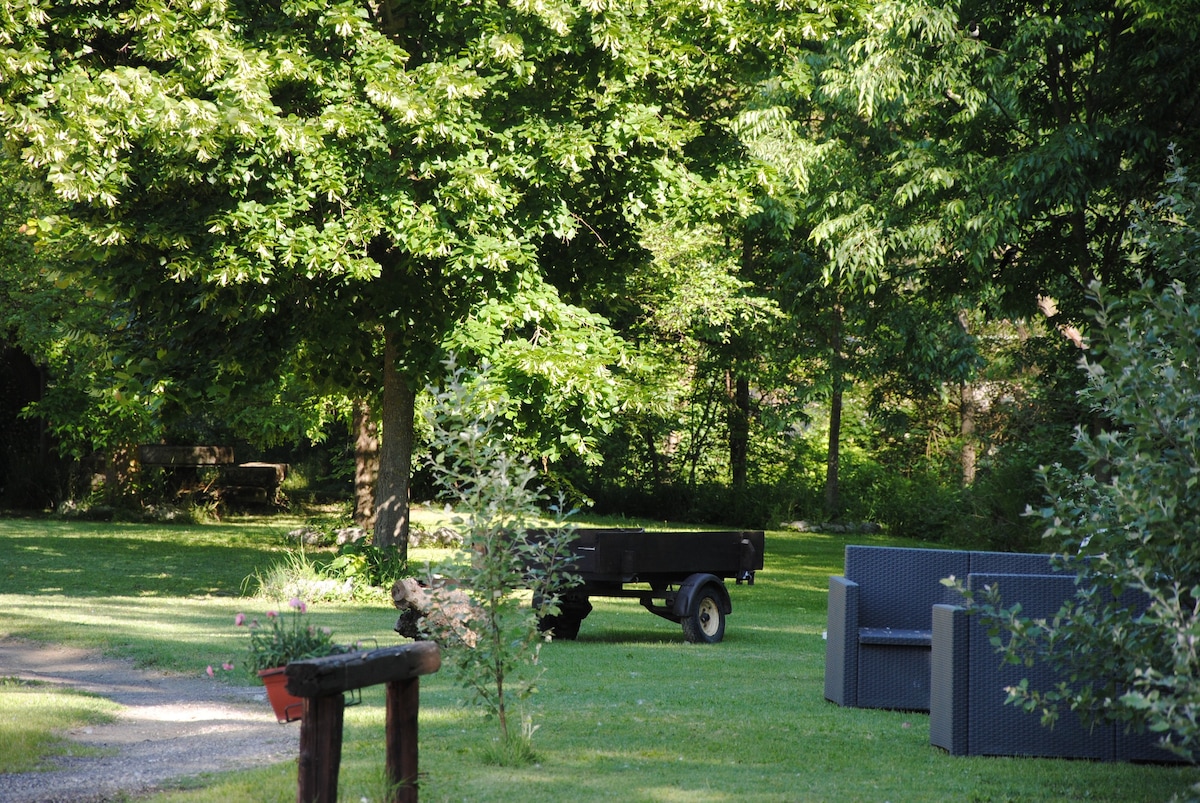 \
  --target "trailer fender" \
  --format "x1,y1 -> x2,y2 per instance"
672,573 -> 732,619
